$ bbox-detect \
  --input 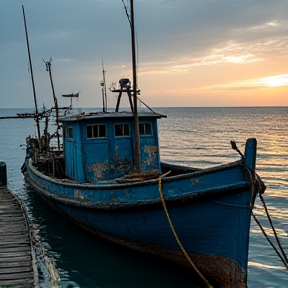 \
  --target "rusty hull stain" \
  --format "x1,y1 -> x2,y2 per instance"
73,222 -> 246,288
74,189 -> 87,200
90,162 -> 109,181
143,145 -> 158,166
